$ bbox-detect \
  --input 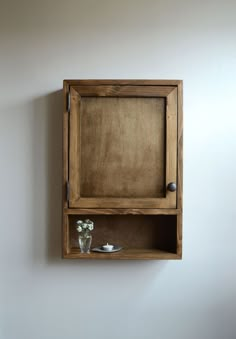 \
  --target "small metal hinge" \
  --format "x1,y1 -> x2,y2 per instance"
67,91 -> 70,113
66,181 -> 70,201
